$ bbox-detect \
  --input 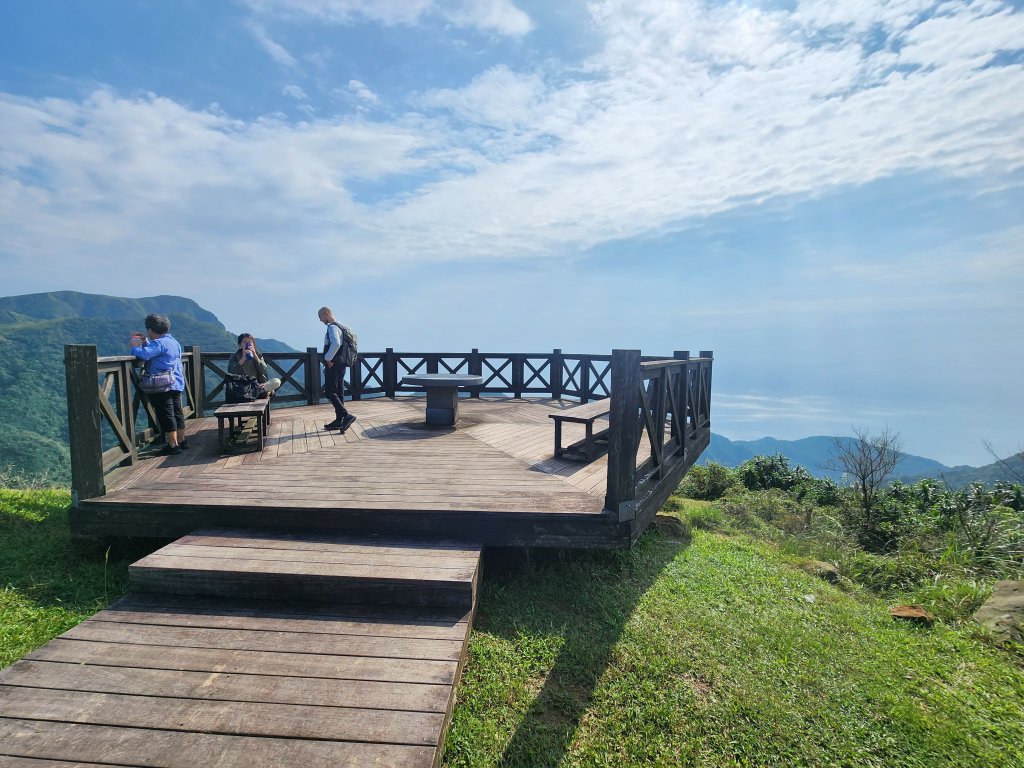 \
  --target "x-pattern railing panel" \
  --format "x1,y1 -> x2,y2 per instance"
522,357 -> 551,390
360,355 -> 386,390
438,356 -> 470,375
397,357 -> 429,377
588,359 -> 611,398
480,357 -> 513,389
561,357 -> 584,395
